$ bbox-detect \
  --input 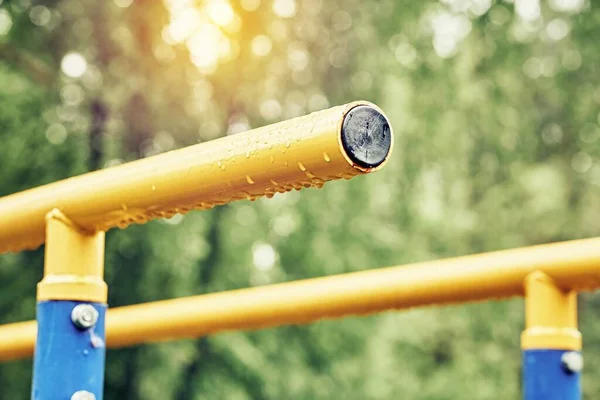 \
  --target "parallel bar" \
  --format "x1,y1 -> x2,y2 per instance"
1,237 -> 599,361
0,321 -> 37,361
0,101 -> 392,253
